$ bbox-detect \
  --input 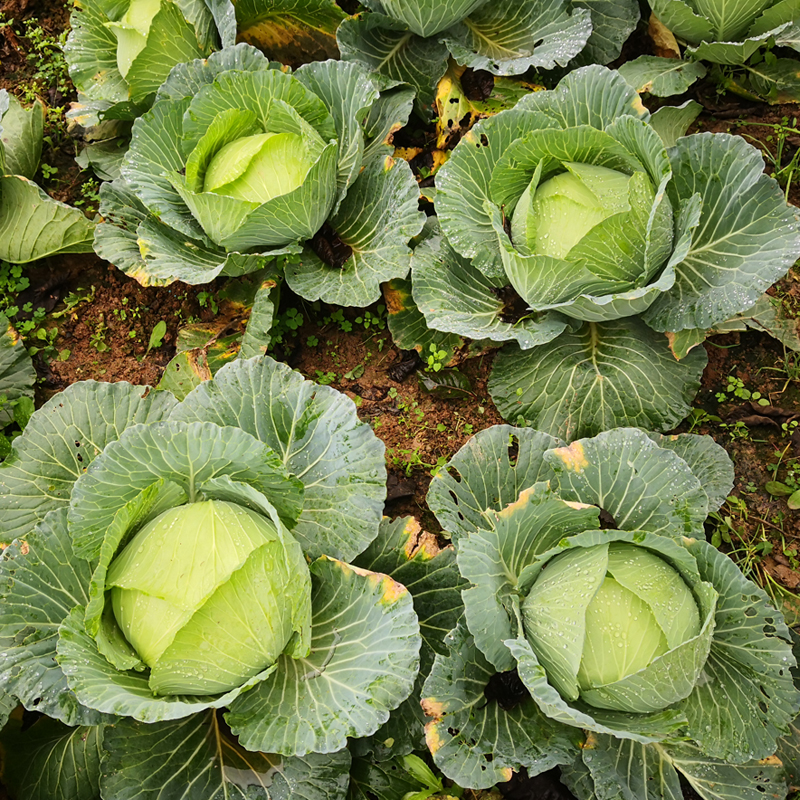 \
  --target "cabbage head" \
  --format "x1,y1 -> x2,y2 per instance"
0,357 -> 422,795
522,540 -> 708,714
105,499 -> 310,695
94,44 -> 424,306
419,425 -> 800,798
